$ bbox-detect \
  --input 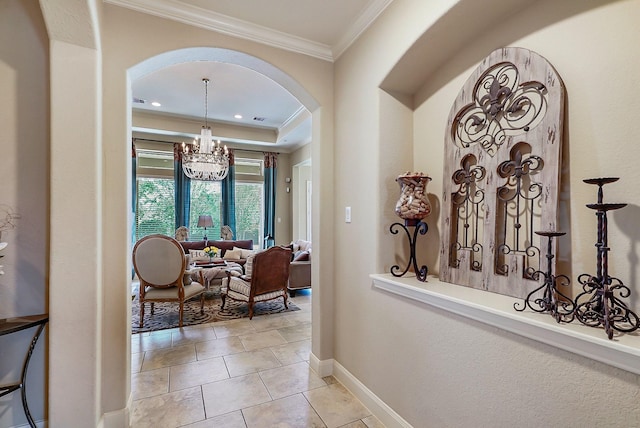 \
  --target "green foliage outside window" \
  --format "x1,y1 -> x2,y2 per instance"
236,182 -> 262,246
135,177 -> 175,240
189,181 -> 221,240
